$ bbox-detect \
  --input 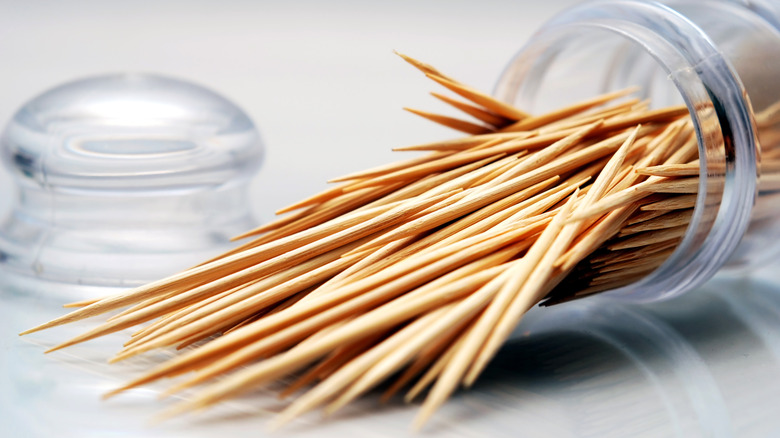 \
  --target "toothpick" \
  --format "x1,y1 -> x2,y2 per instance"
111,250 -> 364,362
424,73 -> 531,120
640,194 -> 697,211
636,163 -> 700,177
757,100 -> 780,127
430,92 -> 510,127
269,307 -> 455,429
607,224 -> 688,250
25,54 -> 715,430
415,190 -> 579,427
596,248 -> 676,274
404,107 -> 494,135
588,239 -> 680,265
500,87 -> 639,132
618,209 -> 693,236
394,131 -> 524,153
394,50 -> 458,82
44,191 -> 455,352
